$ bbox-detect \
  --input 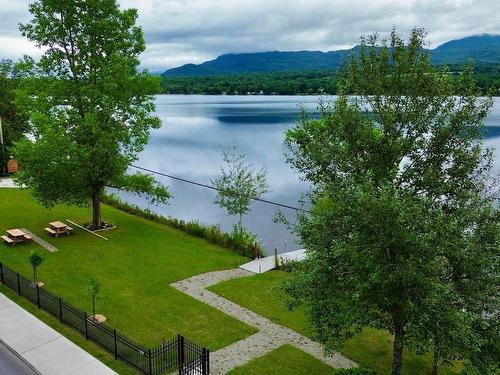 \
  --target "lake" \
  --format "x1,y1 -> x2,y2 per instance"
120,95 -> 500,255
